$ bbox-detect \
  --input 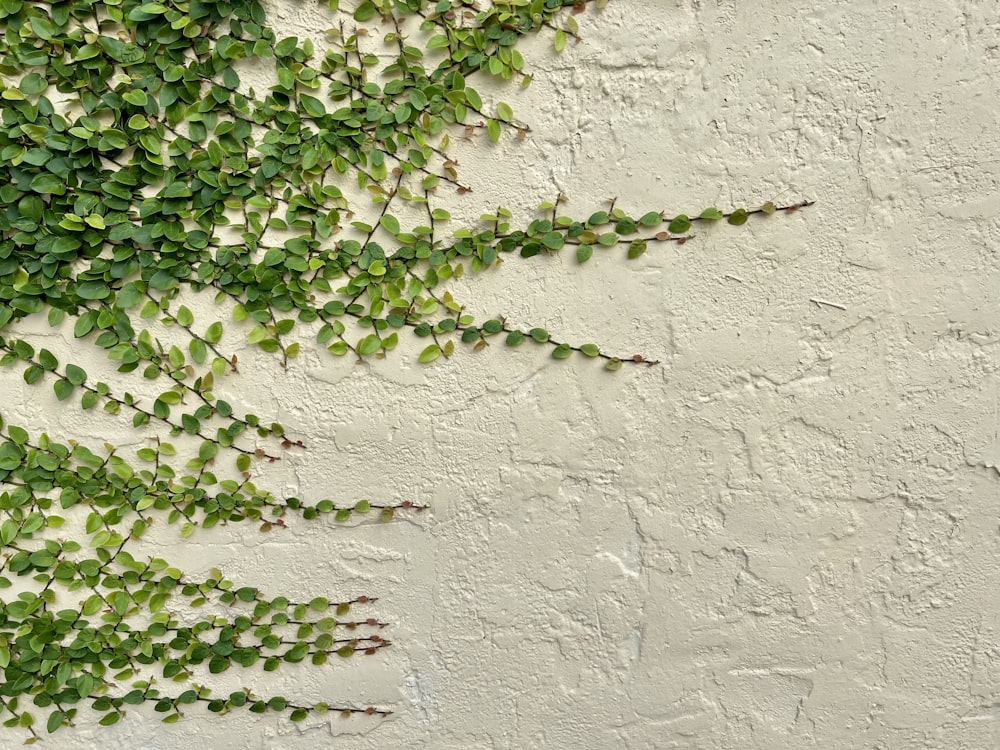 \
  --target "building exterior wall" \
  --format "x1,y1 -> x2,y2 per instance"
7,1 -> 1000,748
